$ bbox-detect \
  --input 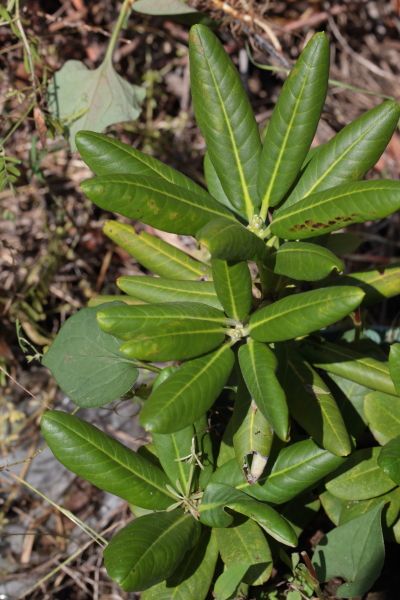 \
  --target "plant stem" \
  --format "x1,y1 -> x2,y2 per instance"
104,0 -> 135,64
